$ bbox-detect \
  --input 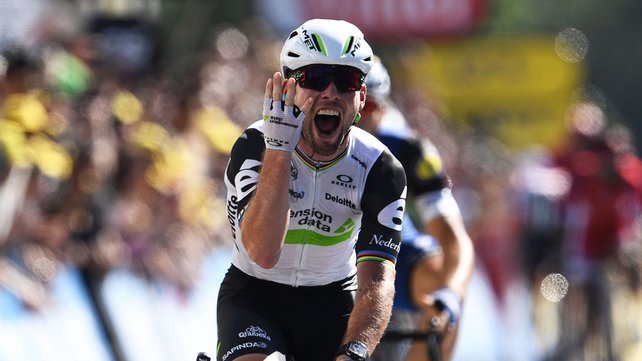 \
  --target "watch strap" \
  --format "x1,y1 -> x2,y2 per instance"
336,340 -> 368,361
